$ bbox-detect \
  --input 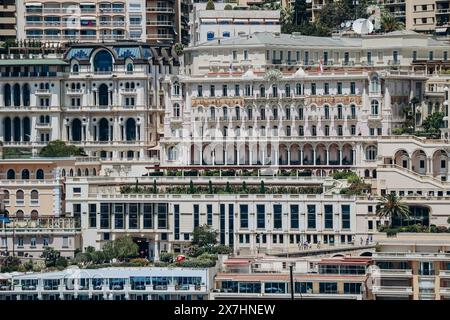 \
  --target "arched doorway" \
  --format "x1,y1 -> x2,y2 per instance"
71,119 -> 82,141
98,118 -> 110,141
125,118 -> 136,141
93,50 -> 113,72
98,84 -> 109,106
